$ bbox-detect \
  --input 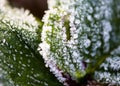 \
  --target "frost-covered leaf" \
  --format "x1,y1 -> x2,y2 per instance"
39,0 -> 120,85
94,1 -> 120,85
95,46 -> 120,85
0,0 -> 62,86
